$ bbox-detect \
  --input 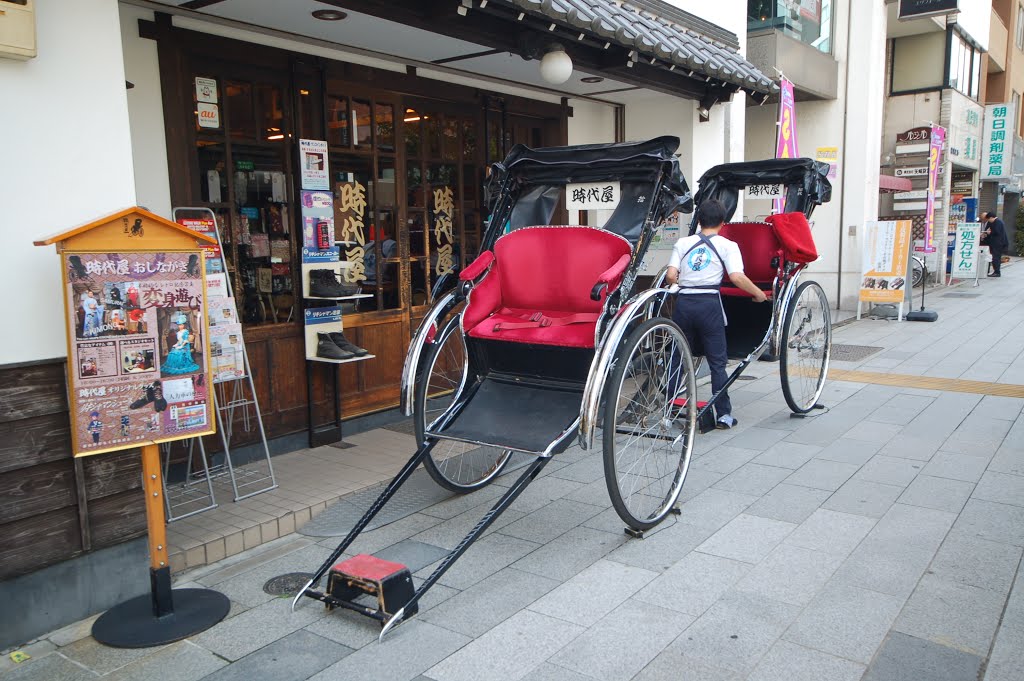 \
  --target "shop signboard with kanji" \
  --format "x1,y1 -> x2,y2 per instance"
952,222 -> 982,279
982,102 -> 1017,181
35,208 -> 217,457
